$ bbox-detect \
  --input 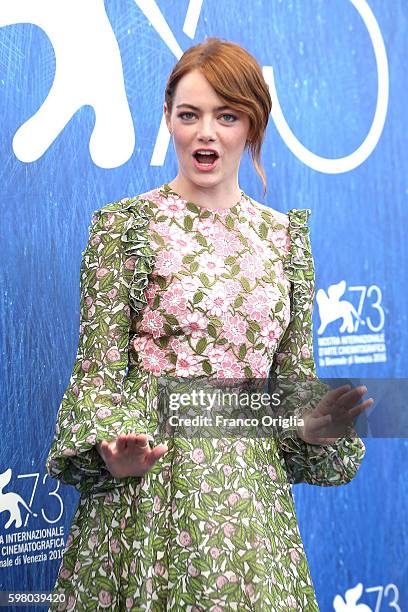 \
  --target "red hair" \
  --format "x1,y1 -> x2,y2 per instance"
165,37 -> 272,195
